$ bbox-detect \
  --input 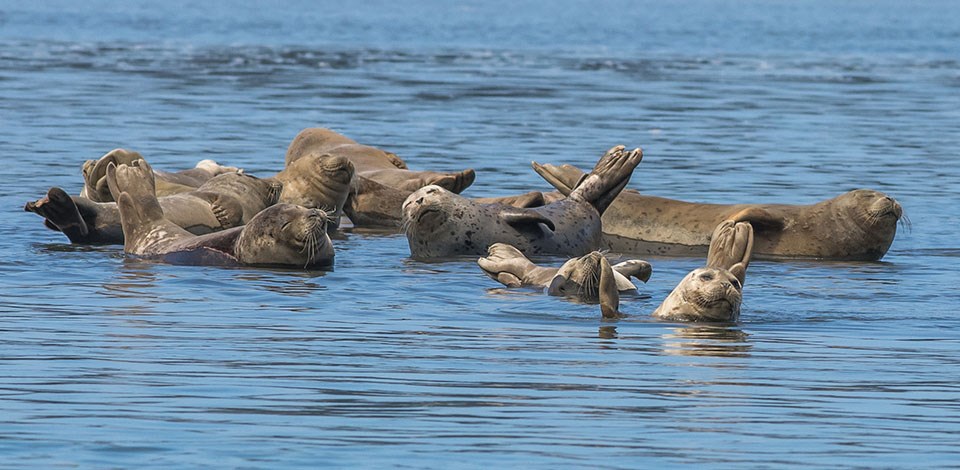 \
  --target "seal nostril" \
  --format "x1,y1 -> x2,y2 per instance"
416,197 -> 424,205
